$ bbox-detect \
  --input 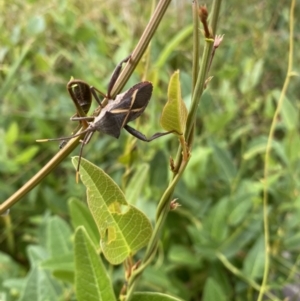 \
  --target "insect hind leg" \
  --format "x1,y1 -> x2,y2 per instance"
107,54 -> 131,98
124,125 -> 174,142
75,130 -> 95,182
